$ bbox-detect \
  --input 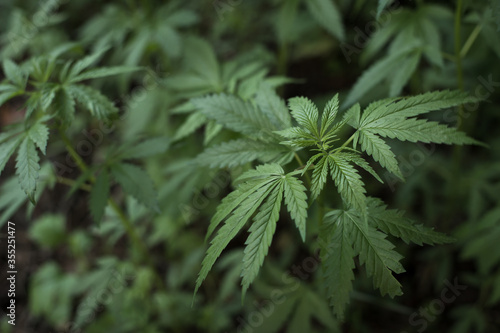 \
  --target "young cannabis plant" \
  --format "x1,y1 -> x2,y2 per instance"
194,88 -> 481,319
0,48 -> 138,204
